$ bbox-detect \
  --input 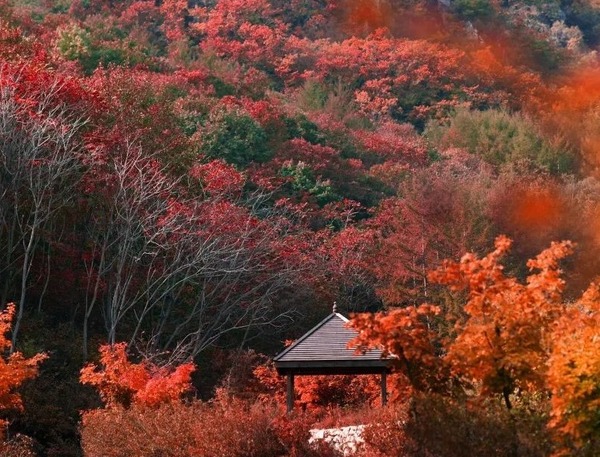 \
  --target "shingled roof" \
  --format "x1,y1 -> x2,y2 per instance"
274,311 -> 389,376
